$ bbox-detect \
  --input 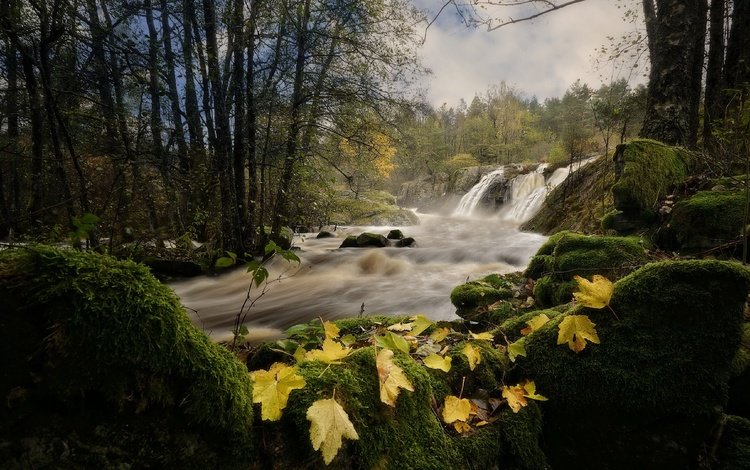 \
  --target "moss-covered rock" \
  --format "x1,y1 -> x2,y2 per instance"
666,190 -> 746,251
524,231 -> 647,308
387,229 -> 404,240
0,246 -> 254,467
450,274 -> 514,319
357,232 -> 389,247
316,230 -> 335,239
252,346 -> 546,469
729,323 -> 750,419
396,236 -> 416,247
716,415 -> 750,469
611,139 -> 693,220
518,260 -> 750,468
